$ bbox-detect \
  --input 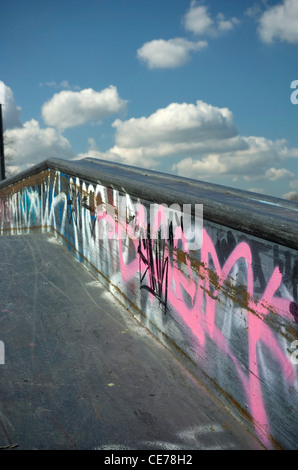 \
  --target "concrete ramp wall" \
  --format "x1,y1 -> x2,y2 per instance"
0,157 -> 297,450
